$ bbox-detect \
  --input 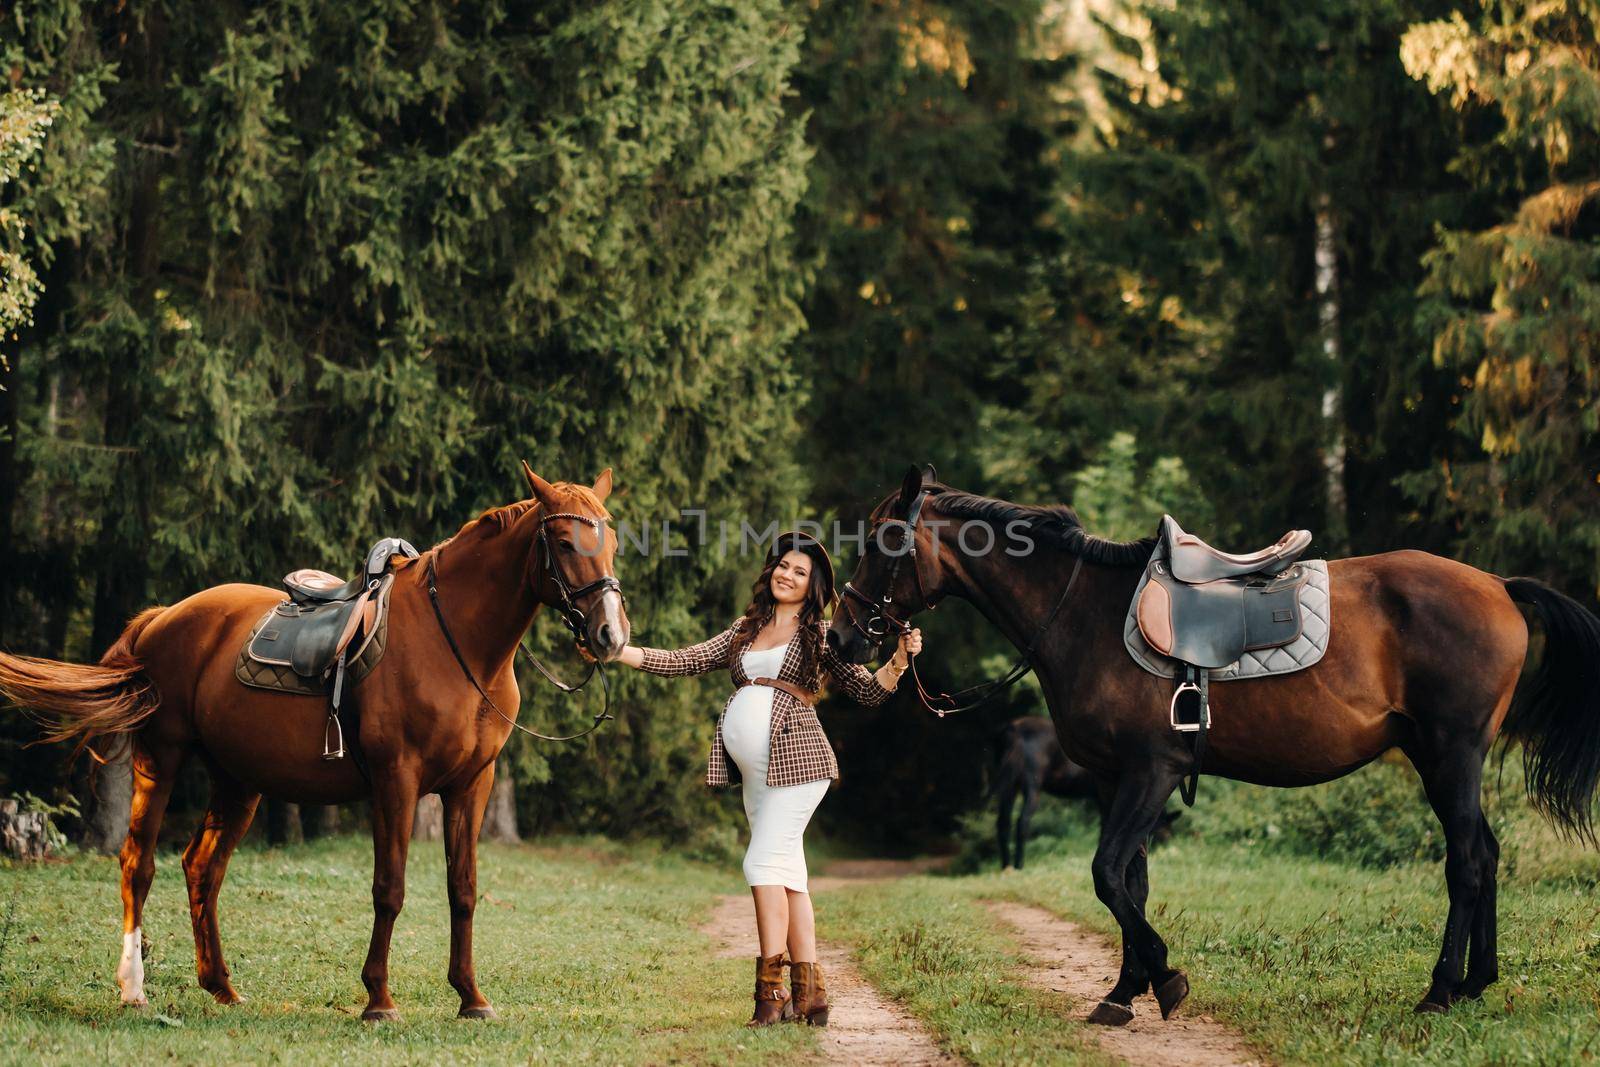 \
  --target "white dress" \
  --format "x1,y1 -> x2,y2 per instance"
720,641 -> 830,893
